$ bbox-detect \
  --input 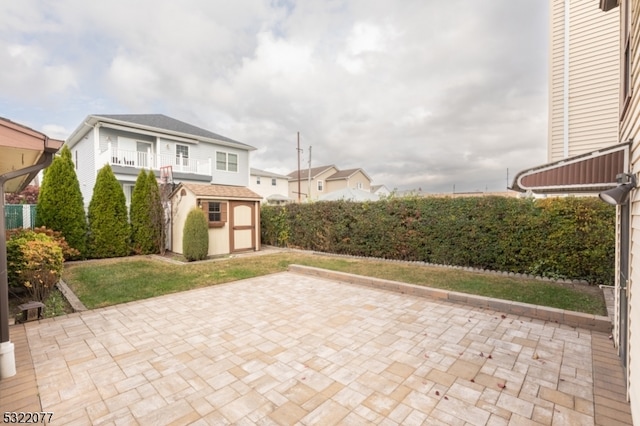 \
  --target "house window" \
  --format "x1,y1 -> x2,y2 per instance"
202,201 -> 227,227
356,182 -> 363,189
176,144 -> 189,166
256,176 -> 261,185
317,180 -> 324,191
271,178 -> 276,186
216,152 -> 238,172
